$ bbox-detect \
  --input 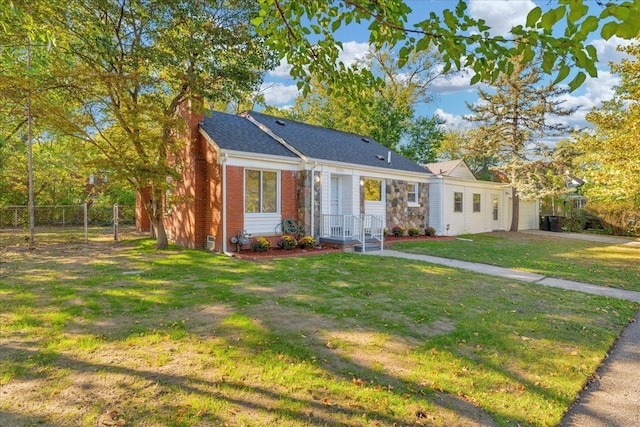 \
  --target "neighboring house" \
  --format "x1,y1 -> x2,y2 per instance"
425,160 -> 539,236
137,105 -> 431,252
